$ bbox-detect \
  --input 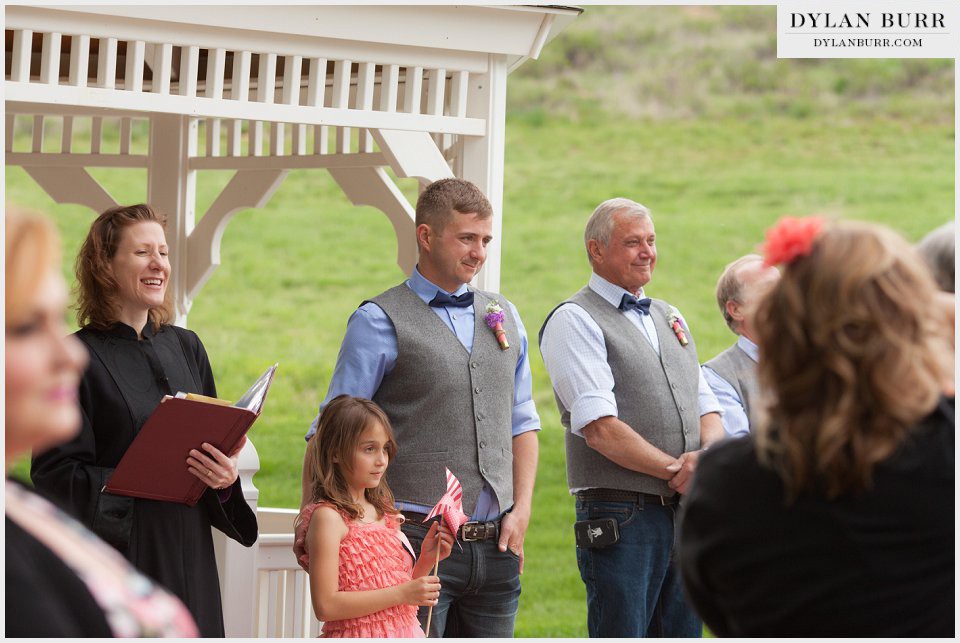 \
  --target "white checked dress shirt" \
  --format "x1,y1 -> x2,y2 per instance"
540,273 -> 721,438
